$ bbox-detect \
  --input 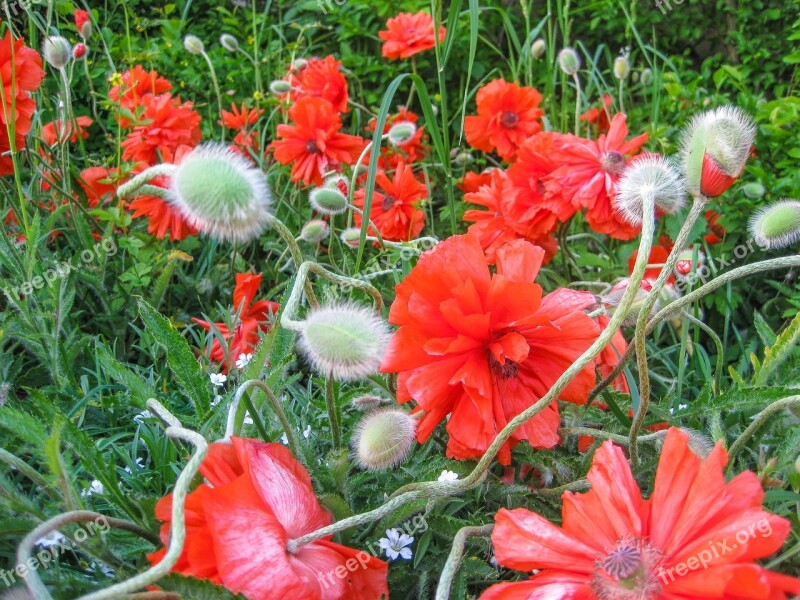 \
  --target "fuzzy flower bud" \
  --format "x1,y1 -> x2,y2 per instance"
531,38 -> 546,60
640,68 -> 653,86
309,186 -> 348,215
615,156 -> 686,225
340,228 -> 362,248
352,408 -> 416,470
269,80 -> 293,95
352,395 -> 386,411
674,247 -> 704,279
613,54 -> 630,80
42,37 -> 72,69
169,143 -> 272,242
74,10 -> 92,39
557,47 -> 580,75
183,34 -> 205,55
291,58 -> 308,71
220,33 -> 239,52
300,219 -> 330,244
748,199 -> 800,250
742,181 -> 765,199
680,428 -> 715,459
387,121 -> 417,146
324,174 -> 349,197
680,106 -> 756,198
298,303 -> 390,381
